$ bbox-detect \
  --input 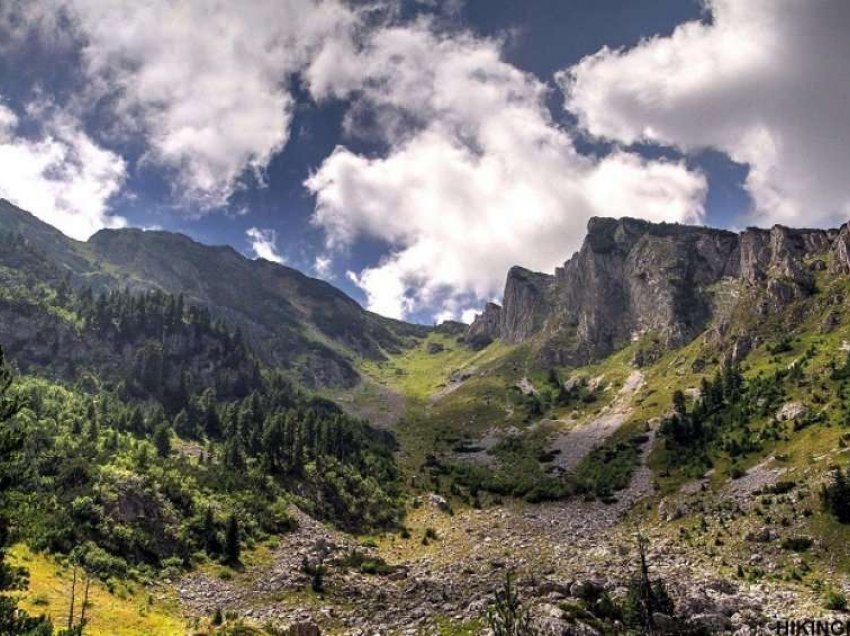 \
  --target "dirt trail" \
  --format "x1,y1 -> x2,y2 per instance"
550,369 -> 644,472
